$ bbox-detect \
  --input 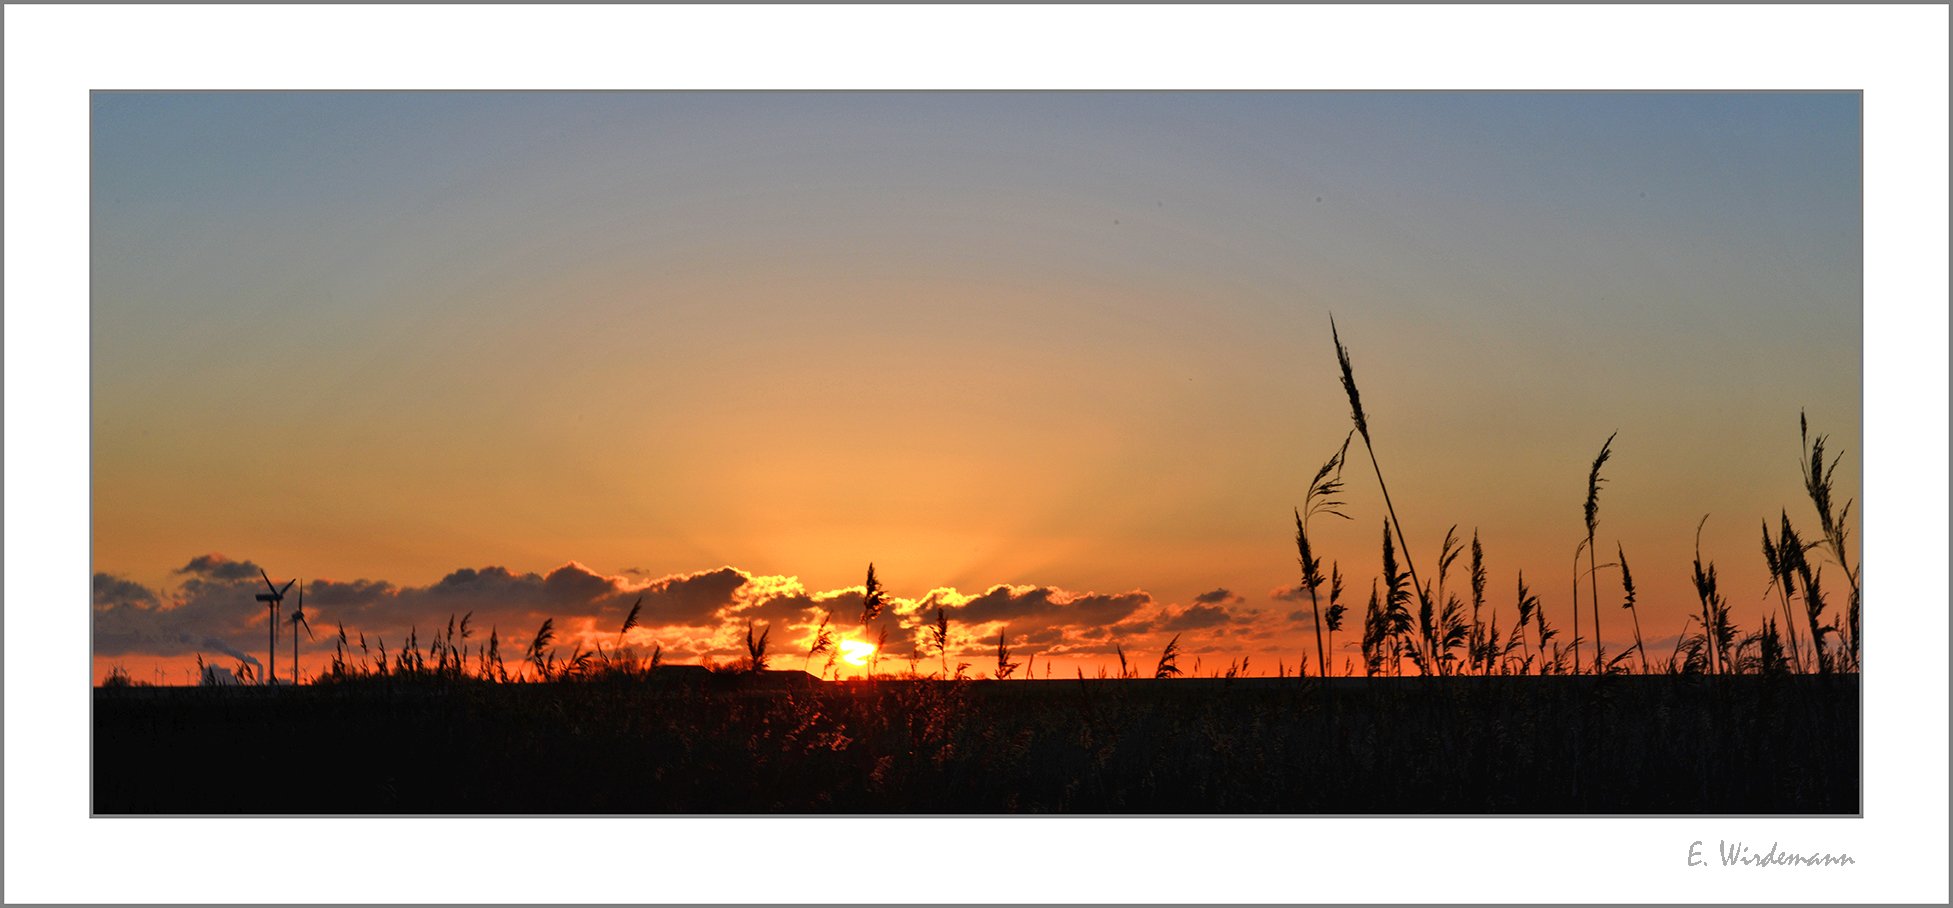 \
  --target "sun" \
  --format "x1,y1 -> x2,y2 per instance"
838,639 -> 874,667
